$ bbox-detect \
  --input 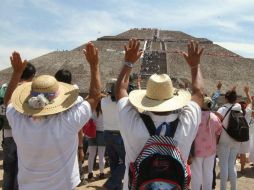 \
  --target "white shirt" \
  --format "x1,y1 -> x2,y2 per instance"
101,96 -> 121,131
117,97 -> 201,190
6,96 -> 92,190
217,103 -> 241,148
